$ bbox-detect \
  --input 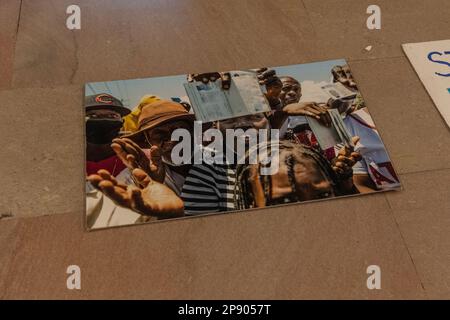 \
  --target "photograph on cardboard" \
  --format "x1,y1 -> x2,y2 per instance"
85,59 -> 401,230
